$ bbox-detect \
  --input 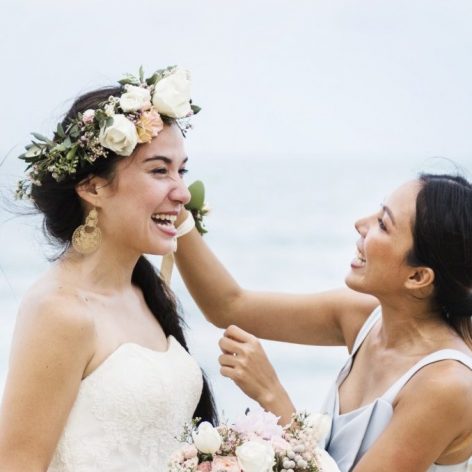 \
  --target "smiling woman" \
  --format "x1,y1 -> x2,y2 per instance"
174,172 -> 472,471
0,67 -> 217,472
